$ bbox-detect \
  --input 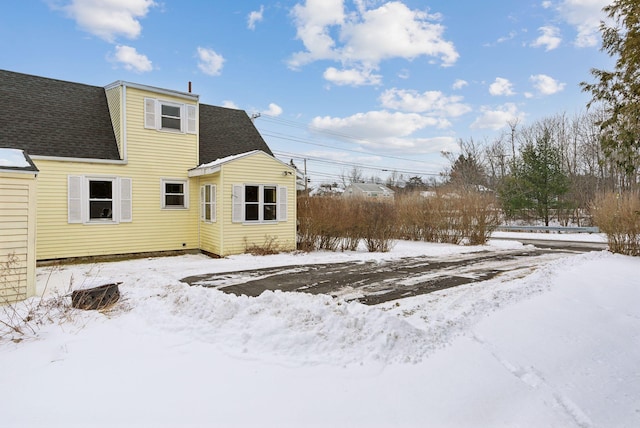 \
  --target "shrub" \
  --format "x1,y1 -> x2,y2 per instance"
591,191 -> 640,256
360,200 -> 397,252
1,255 -> 74,340
458,190 -> 501,245
245,236 -> 281,256
297,189 -> 499,253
